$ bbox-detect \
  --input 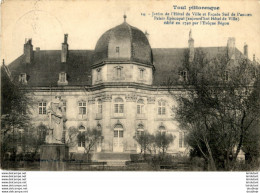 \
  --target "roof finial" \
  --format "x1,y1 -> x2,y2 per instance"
123,14 -> 127,22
